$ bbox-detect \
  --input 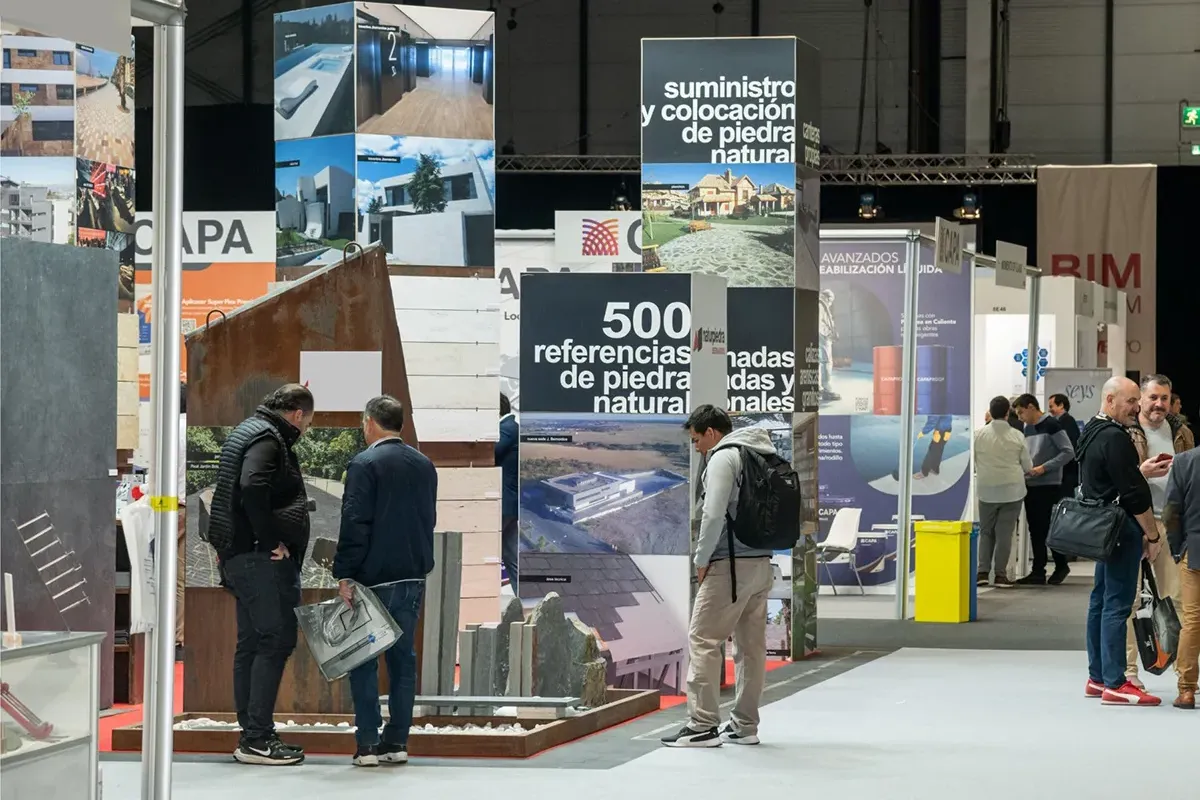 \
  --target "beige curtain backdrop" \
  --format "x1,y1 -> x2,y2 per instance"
1036,165 -> 1157,377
